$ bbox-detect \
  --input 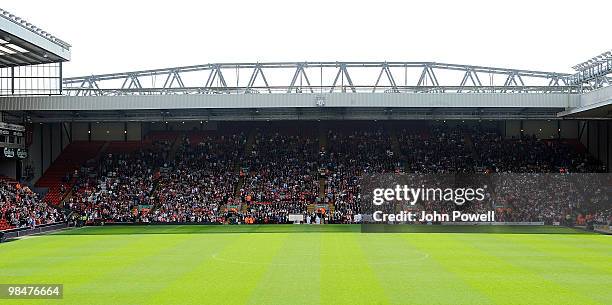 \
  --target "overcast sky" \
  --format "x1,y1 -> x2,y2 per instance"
2,0 -> 610,77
